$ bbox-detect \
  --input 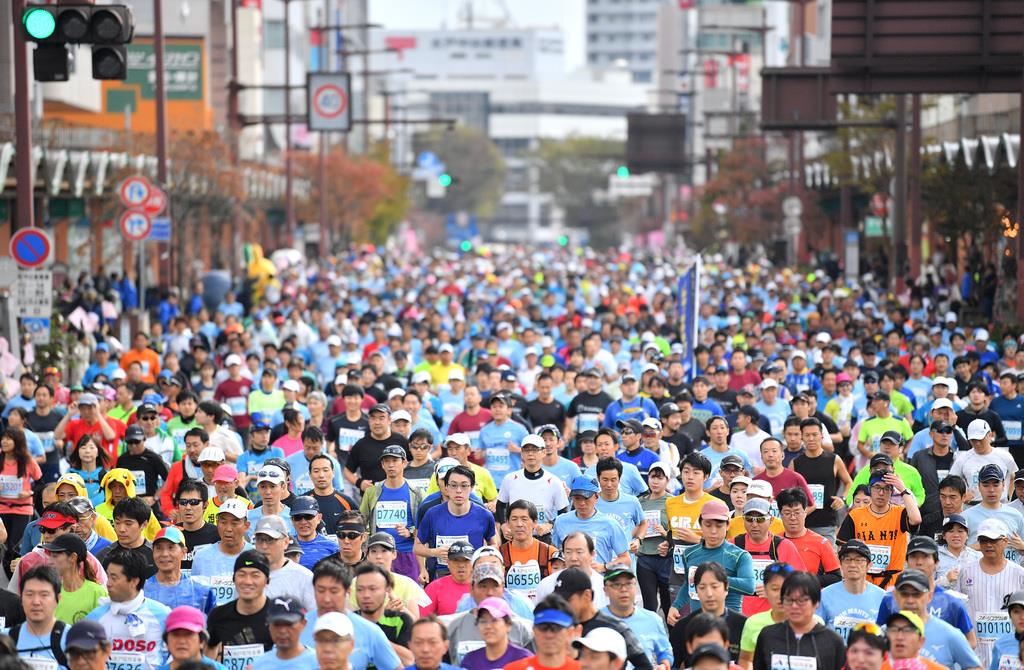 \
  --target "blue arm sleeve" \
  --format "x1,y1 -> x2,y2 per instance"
730,550 -> 757,597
